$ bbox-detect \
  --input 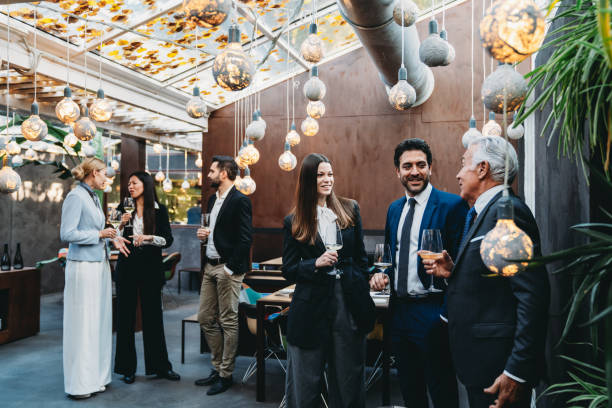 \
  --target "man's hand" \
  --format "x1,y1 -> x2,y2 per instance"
484,373 -> 528,408
196,228 -> 210,242
370,272 -> 389,291
113,236 -> 131,257
420,249 -> 454,279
